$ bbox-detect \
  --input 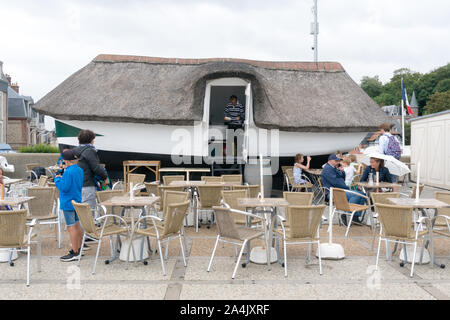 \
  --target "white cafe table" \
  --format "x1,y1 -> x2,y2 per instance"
0,196 -> 36,263
237,197 -> 290,268
387,197 -> 449,268
99,196 -> 160,263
